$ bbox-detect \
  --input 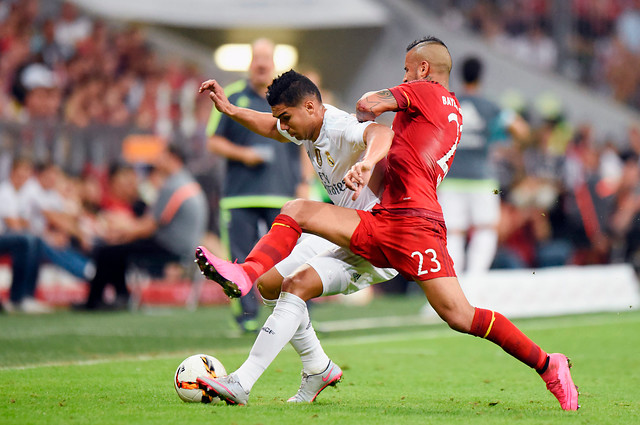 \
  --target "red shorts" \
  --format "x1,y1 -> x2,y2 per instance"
350,208 -> 456,281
